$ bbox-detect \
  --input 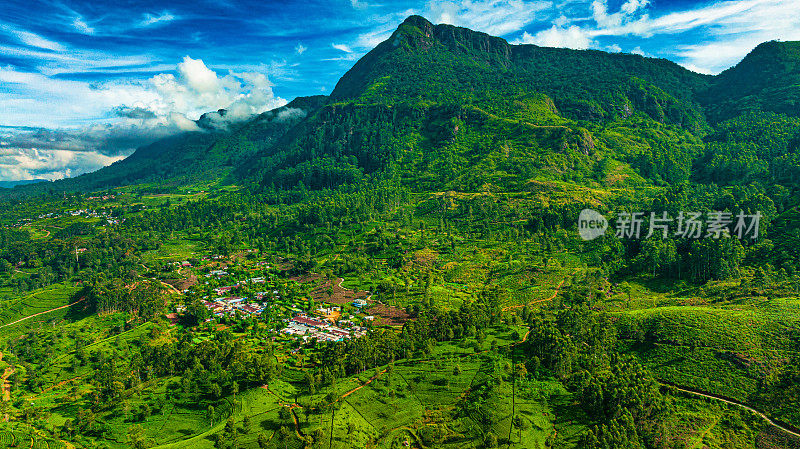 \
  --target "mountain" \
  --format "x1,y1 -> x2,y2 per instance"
331,15 -> 709,127
238,15 -> 718,194
701,40 -> 800,122
0,179 -> 47,188
0,96 -> 327,197
3,16 -> 800,202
